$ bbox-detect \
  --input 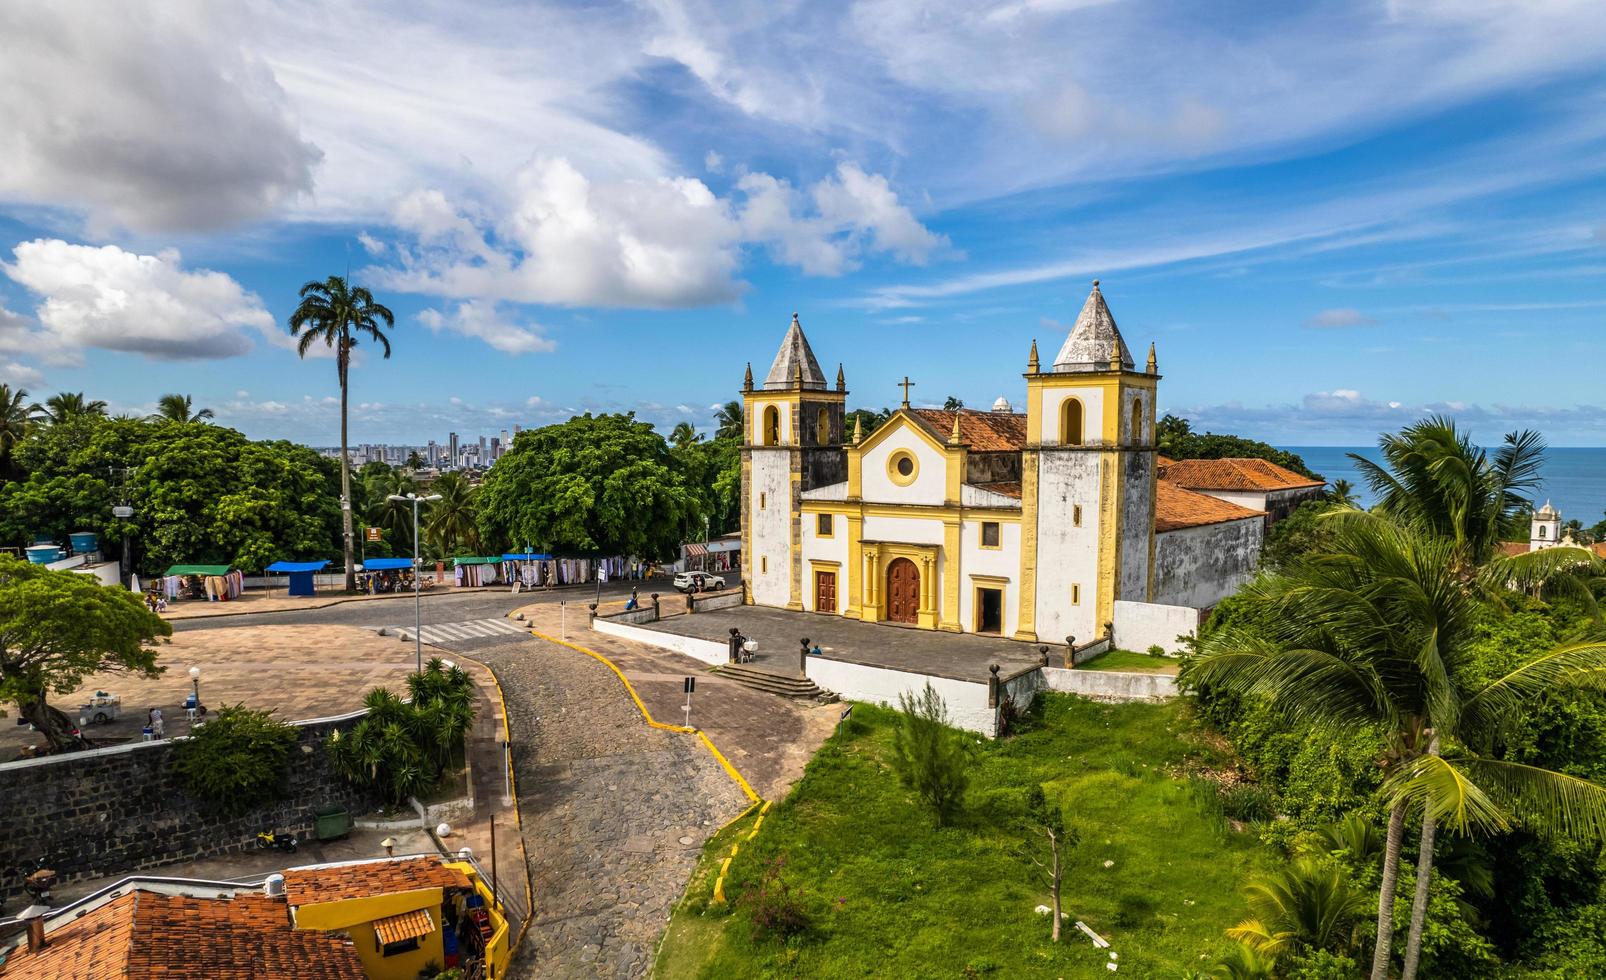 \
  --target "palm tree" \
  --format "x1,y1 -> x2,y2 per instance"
288,276 -> 396,591
0,384 -> 31,476
34,391 -> 107,424
670,421 -> 700,450
713,400 -> 743,441
366,469 -> 419,544
1328,478 -> 1357,508
1226,857 -> 1369,958
150,393 -> 213,423
1188,517 -> 1606,980
425,471 -> 478,556
405,450 -> 425,470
